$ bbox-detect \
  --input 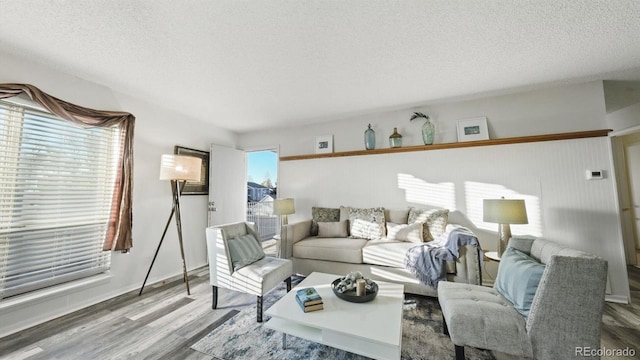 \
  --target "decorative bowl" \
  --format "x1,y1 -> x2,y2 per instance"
331,278 -> 379,303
